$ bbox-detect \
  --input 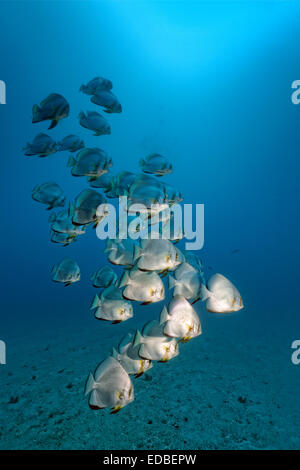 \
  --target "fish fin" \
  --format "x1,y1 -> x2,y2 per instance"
48,119 -> 58,130
48,212 -> 56,223
67,154 -> 76,168
141,301 -> 152,306
168,274 -> 177,290
133,244 -> 142,262
64,282 -> 72,287
89,390 -> 106,409
159,306 -> 169,325
32,104 -> 41,123
111,347 -> 118,359
191,295 -> 201,305
119,270 -> 130,288
90,294 -> 101,310
112,320 -> 122,324
84,372 -> 96,396
133,330 -> 143,348
110,406 -> 122,414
